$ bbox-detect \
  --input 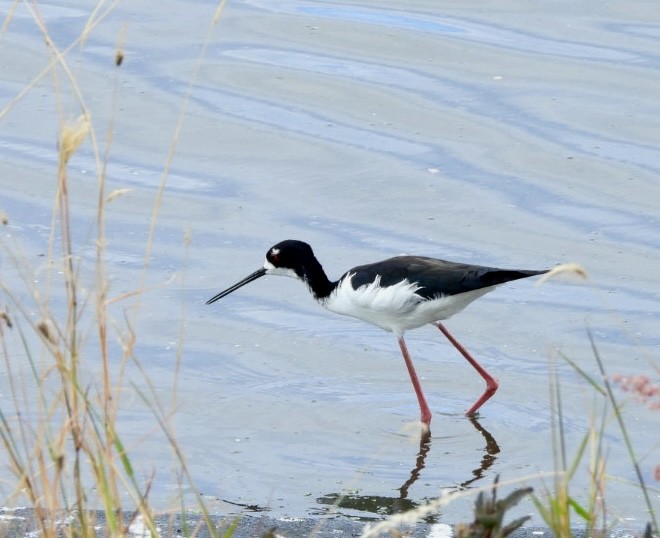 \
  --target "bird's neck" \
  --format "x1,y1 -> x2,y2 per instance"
299,258 -> 337,300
